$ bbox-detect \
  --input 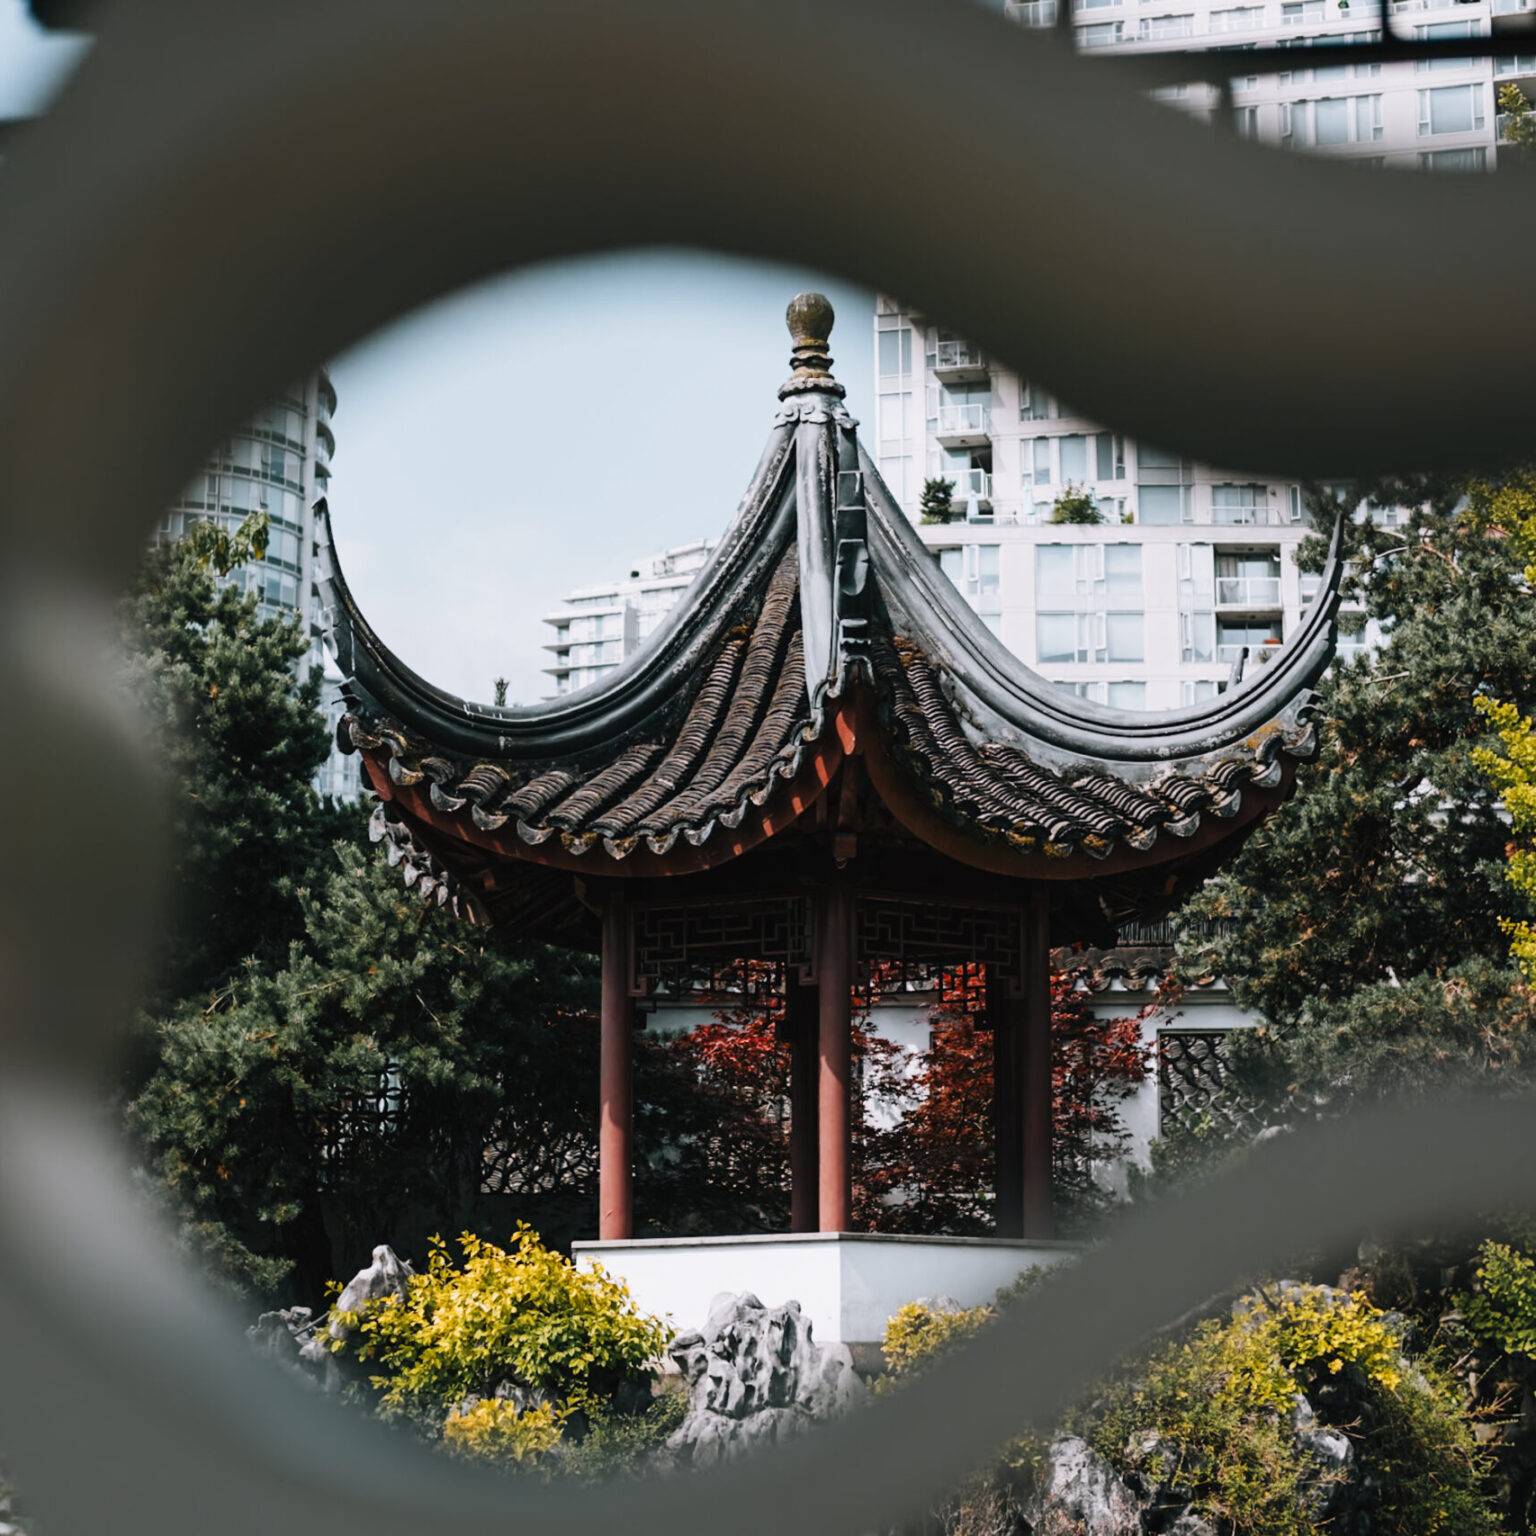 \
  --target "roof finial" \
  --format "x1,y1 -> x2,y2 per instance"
779,291 -> 845,400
